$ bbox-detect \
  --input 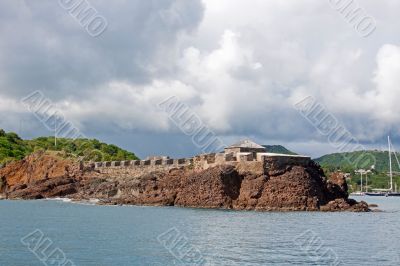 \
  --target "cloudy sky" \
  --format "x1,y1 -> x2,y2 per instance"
0,0 -> 399,158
